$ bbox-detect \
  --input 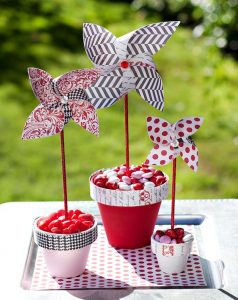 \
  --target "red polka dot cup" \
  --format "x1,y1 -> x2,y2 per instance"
151,231 -> 193,274
90,167 -> 168,249
33,217 -> 98,278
